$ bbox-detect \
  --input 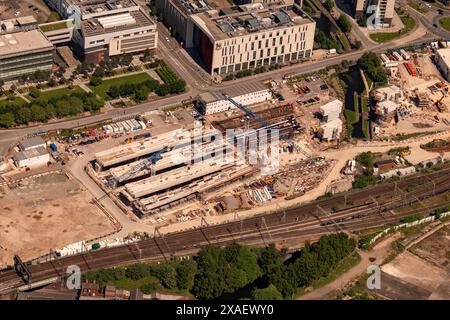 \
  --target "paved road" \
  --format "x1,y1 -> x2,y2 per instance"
0,29 -> 436,154
400,0 -> 450,38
